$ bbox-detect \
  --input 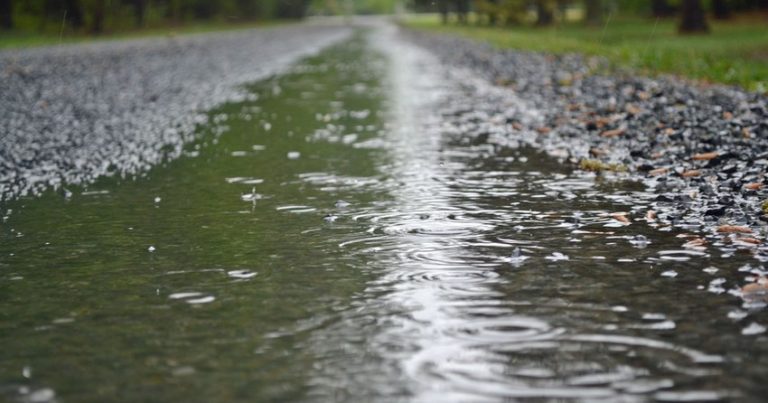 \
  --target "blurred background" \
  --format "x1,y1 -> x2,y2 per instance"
0,1 -> 765,91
